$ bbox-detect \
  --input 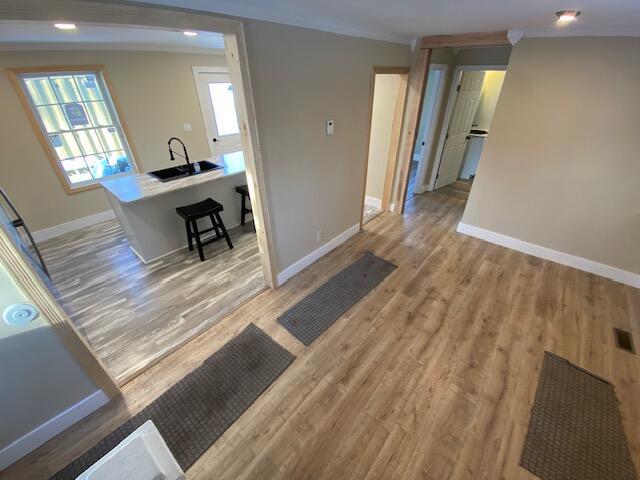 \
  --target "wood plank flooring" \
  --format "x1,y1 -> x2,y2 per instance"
5,191 -> 639,479
39,219 -> 265,383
